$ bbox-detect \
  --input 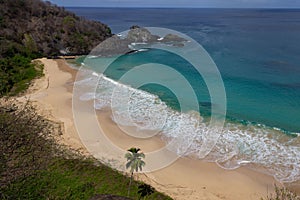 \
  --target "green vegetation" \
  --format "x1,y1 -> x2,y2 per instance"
0,0 -> 112,57
0,55 -> 43,96
0,102 -> 171,200
125,148 -> 146,197
261,185 -> 300,200
0,0 -> 112,96
2,158 -> 170,200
